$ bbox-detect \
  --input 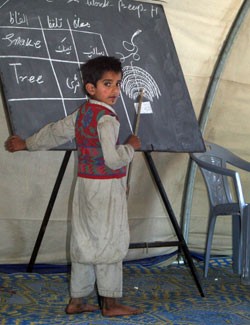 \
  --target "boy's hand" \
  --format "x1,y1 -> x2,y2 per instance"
5,135 -> 27,152
126,134 -> 141,150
